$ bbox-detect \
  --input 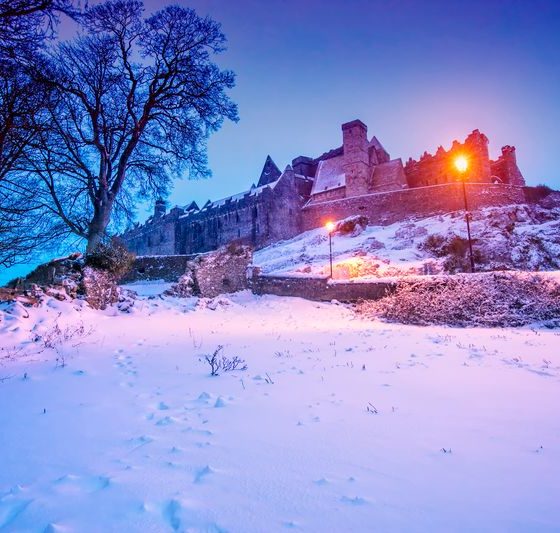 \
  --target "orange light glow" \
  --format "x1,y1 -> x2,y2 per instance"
325,221 -> 335,232
454,155 -> 469,173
